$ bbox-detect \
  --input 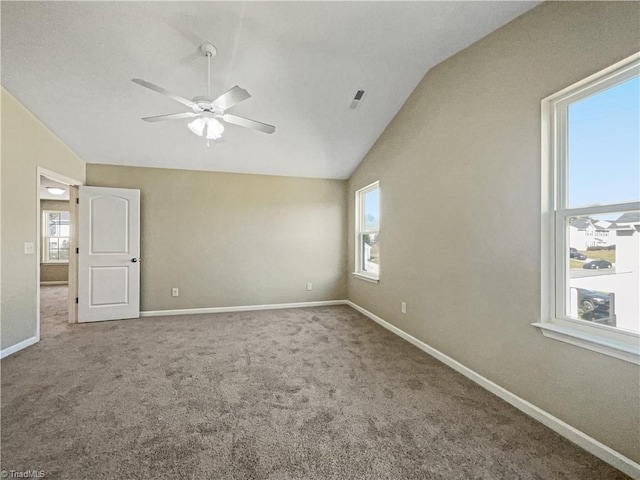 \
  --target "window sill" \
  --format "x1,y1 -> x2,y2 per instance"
532,322 -> 640,365
352,272 -> 379,284
41,262 -> 69,266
